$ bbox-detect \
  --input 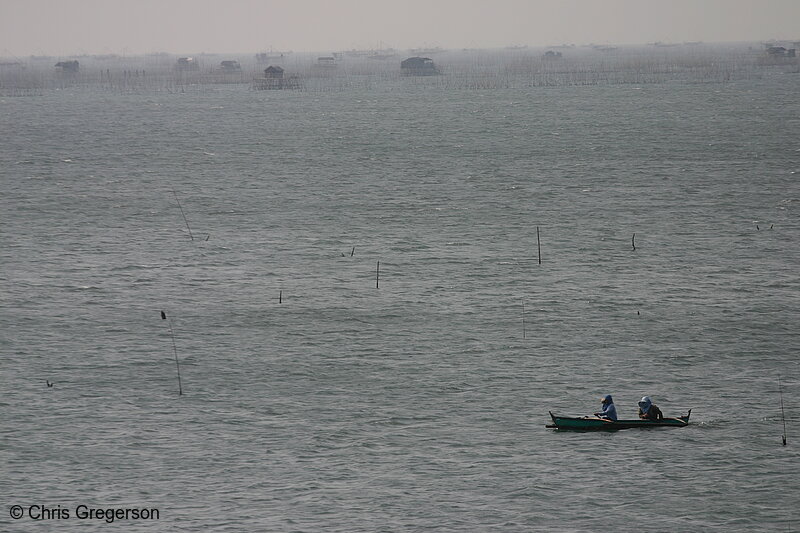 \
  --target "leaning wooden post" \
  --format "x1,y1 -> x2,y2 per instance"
522,300 -> 527,339
160,310 -> 183,396
536,226 -> 542,265
172,188 -> 194,241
